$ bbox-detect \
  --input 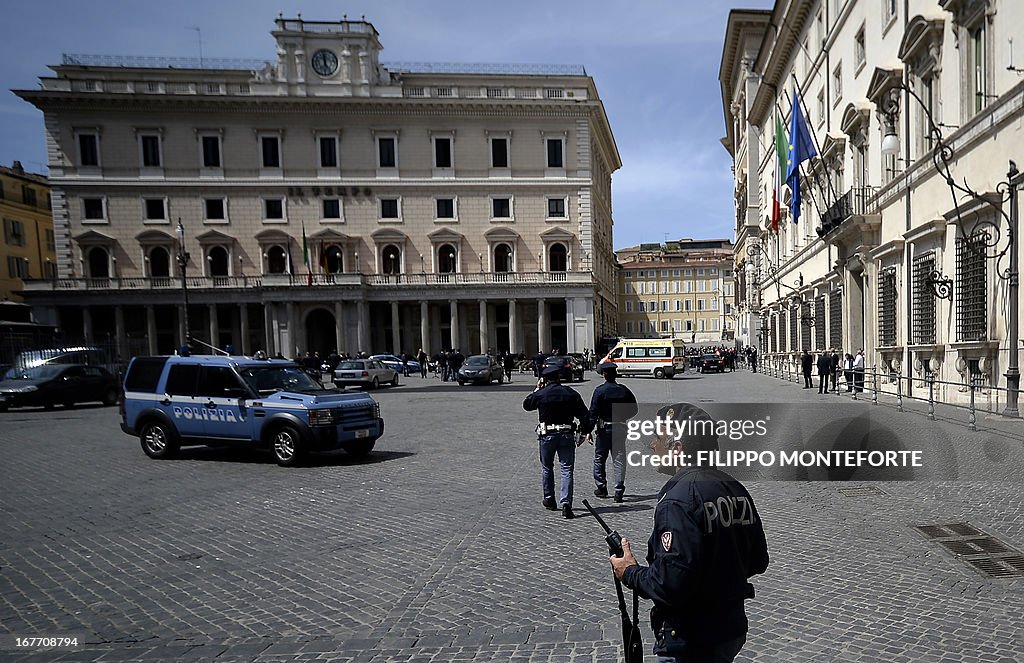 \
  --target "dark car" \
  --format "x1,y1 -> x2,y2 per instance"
542,355 -> 585,382
0,364 -> 119,411
457,355 -> 504,385
698,354 -> 726,373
